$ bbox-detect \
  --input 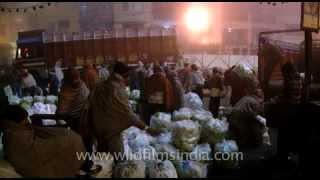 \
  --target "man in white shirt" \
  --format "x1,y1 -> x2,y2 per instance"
97,64 -> 110,82
55,60 -> 64,88
21,69 -> 38,96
